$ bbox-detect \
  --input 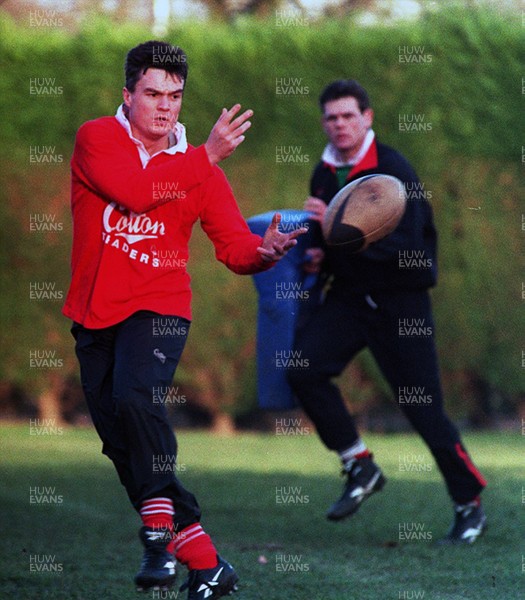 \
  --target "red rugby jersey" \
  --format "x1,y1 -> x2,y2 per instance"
63,116 -> 269,328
